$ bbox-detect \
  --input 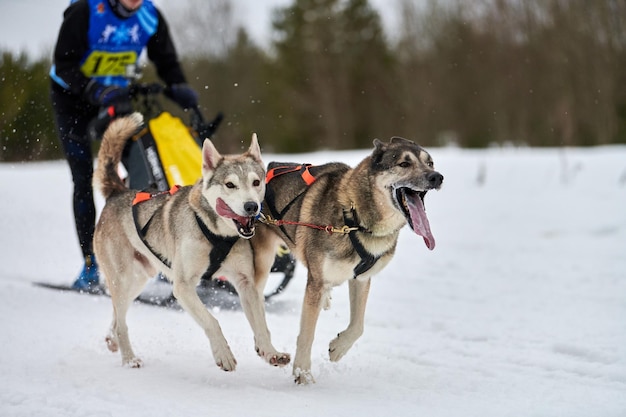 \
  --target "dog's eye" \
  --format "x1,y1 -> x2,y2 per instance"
399,161 -> 411,168
427,161 -> 434,168
225,182 -> 236,189
253,179 -> 261,187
